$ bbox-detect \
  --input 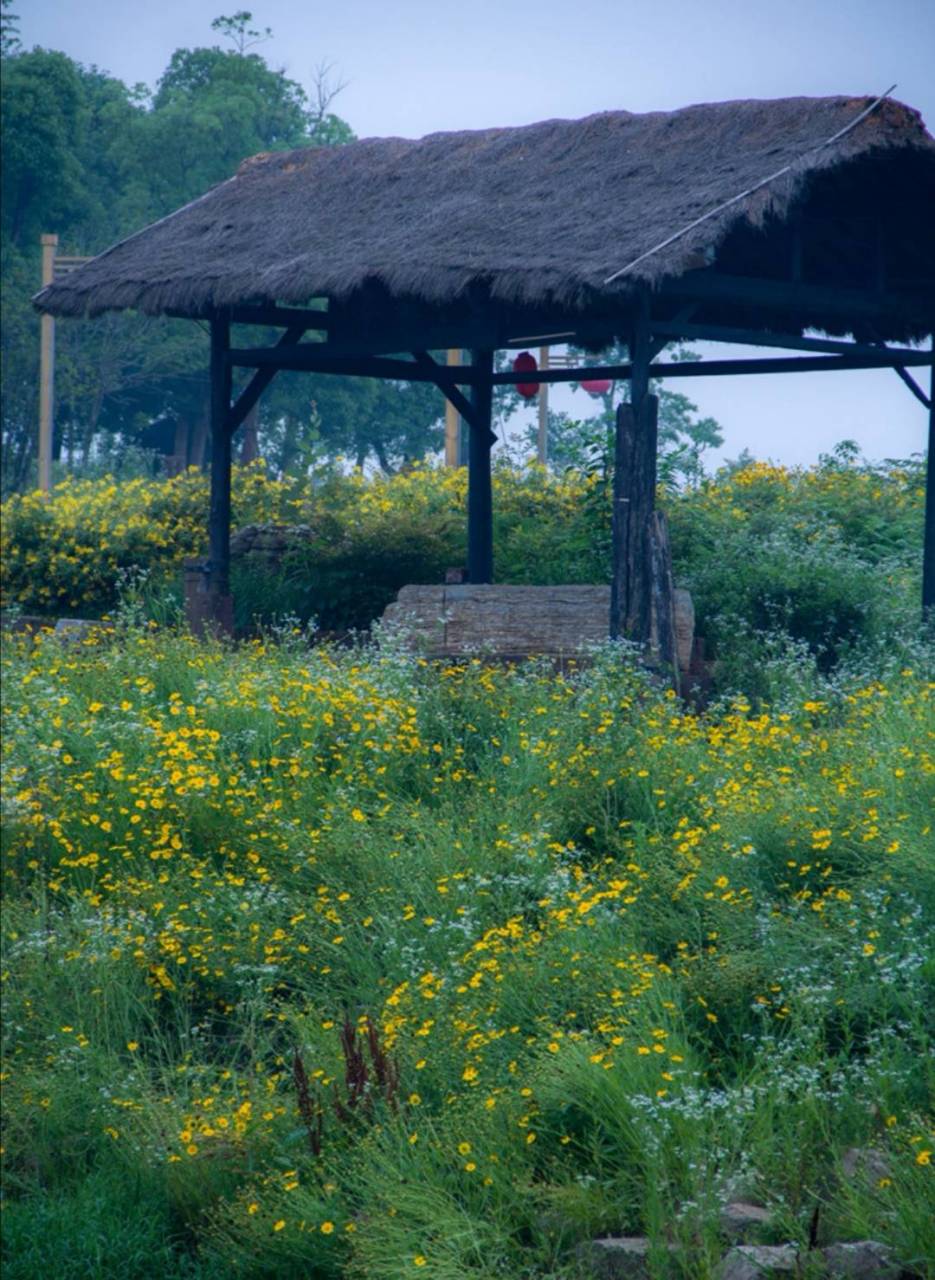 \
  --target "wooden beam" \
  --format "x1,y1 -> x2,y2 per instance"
229,346 -> 465,383
467,350 -> 495,584
208,313 -> 233,602
630,290 -> 652,407
230,303 -> 331,330
924,350 -> 935,617
660,270 -> 934,328
649,302 -> 699,359
410,351 -> 481,431
229,324 -> 306,432
892,365 -> 931,410
650,321 -> 925,362
230,348 -> 932,385
230,341 -> 933,387
489,350 -> 934,386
